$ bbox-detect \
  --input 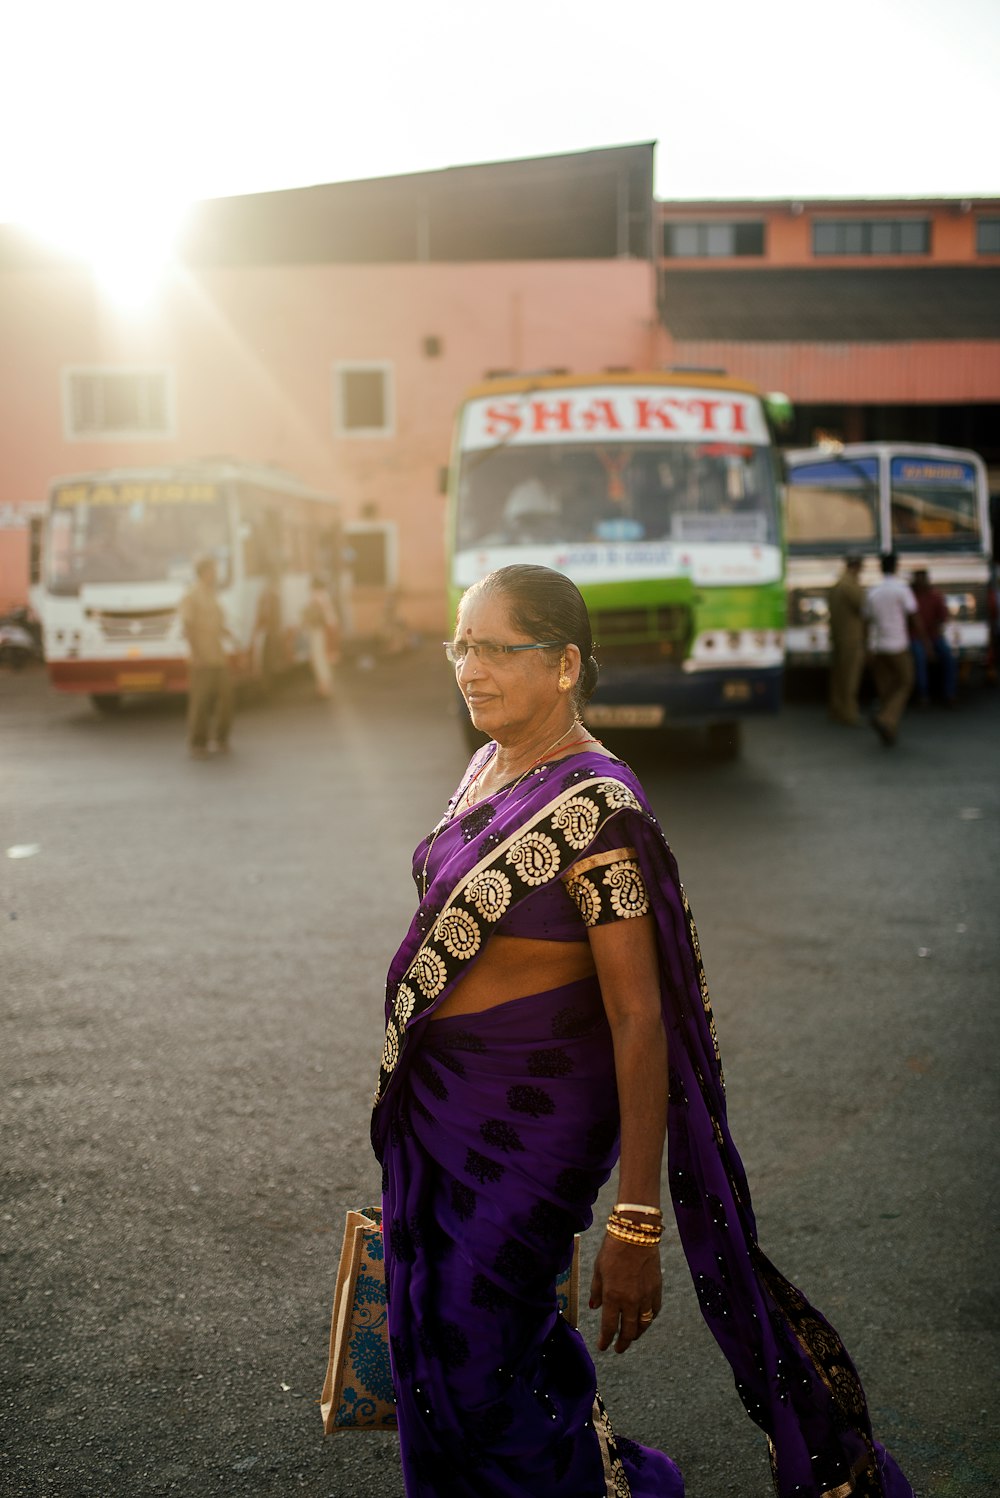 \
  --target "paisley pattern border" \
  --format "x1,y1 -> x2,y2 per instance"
593,1391 -> 632,1497
373,777 -> 642,1106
